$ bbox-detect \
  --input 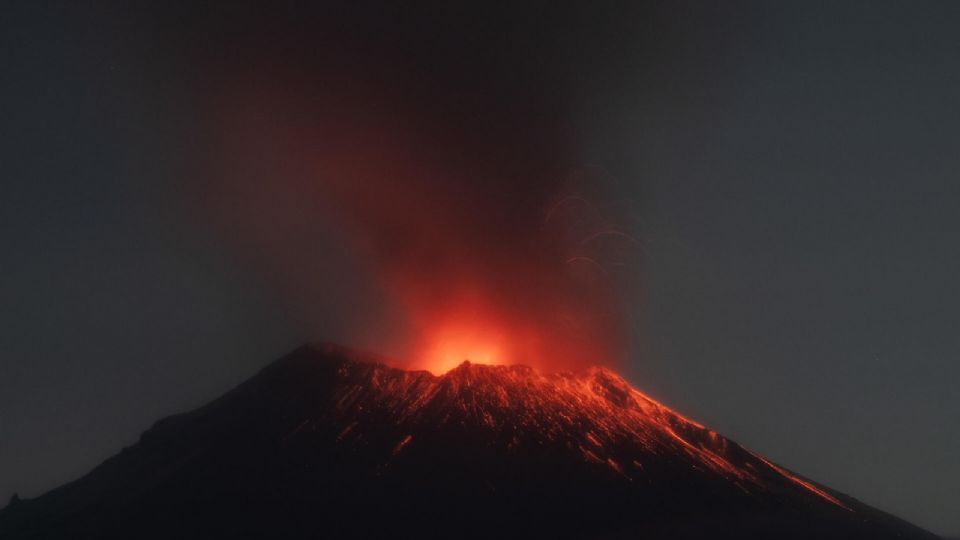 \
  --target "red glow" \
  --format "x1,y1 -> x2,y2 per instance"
410,297 -> 552,374
416,318 -> 508,374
